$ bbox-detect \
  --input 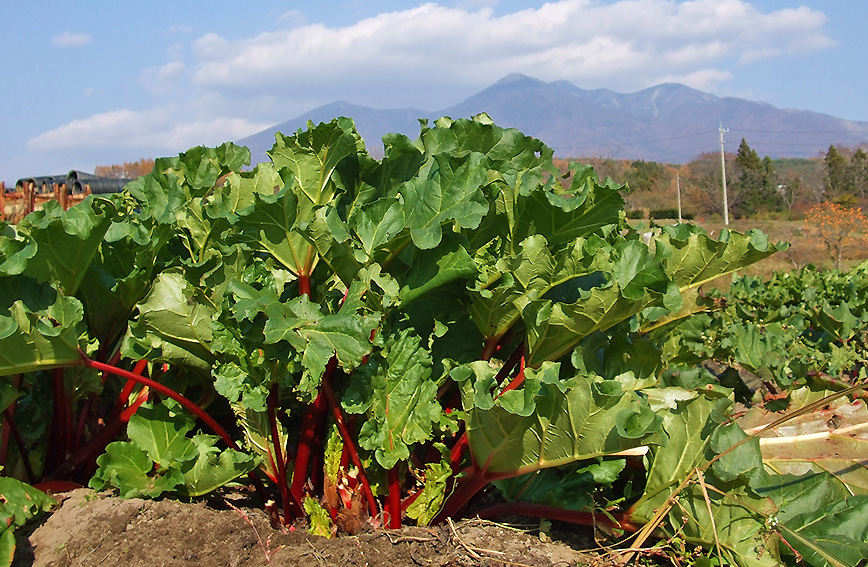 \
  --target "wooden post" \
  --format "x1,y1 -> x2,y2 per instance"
0,182 -> 5,222
59,183 -> 68,210
26,181 -> 35,217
